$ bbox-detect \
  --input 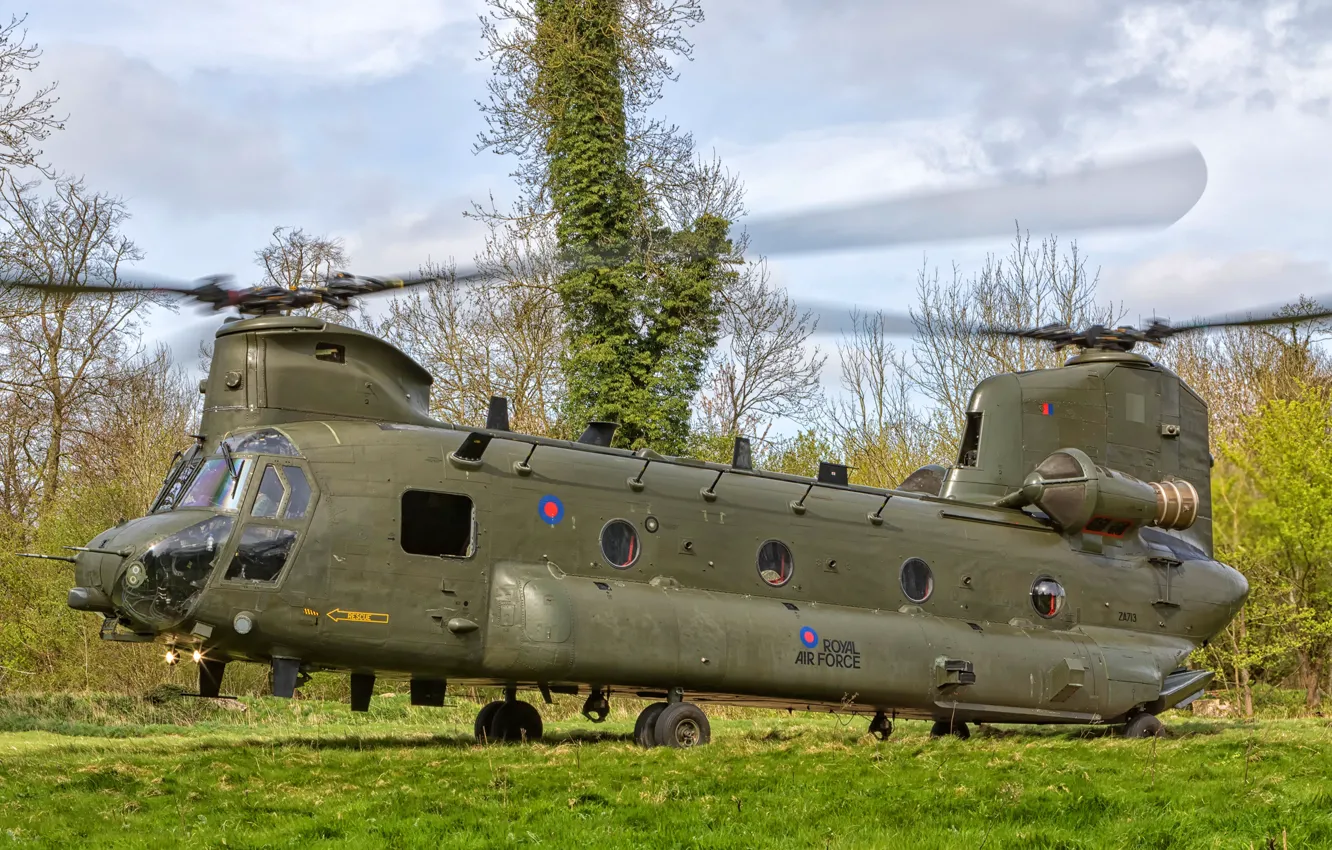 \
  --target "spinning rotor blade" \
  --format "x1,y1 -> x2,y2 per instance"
1160,295 -> 1332,334
741,144 -> 1207,257
0,274 -> 207,298
793,287 -> 1332,350
969,292 -> 1332,352
1,268 -> 486,316
794,300 -> 919,337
